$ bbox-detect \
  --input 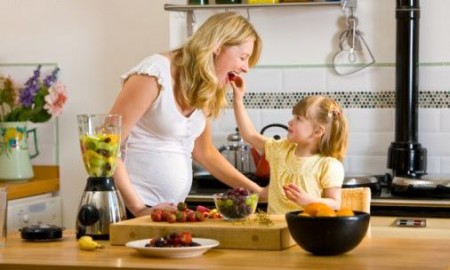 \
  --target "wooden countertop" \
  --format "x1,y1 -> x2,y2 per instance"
0,166 -> 59,200
1,217 -> 450,270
